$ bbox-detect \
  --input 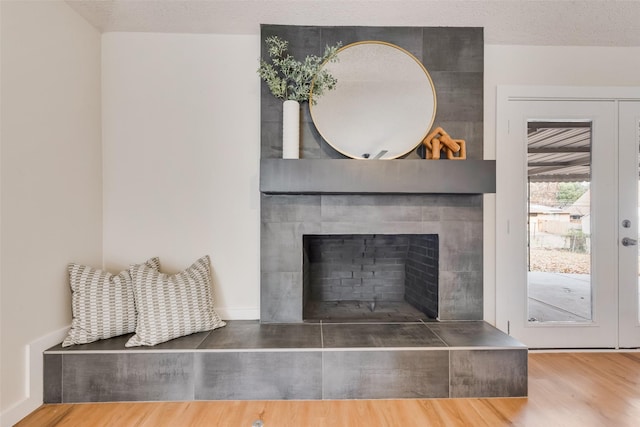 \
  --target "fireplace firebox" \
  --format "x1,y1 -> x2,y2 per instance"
303,234 -> 439,321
